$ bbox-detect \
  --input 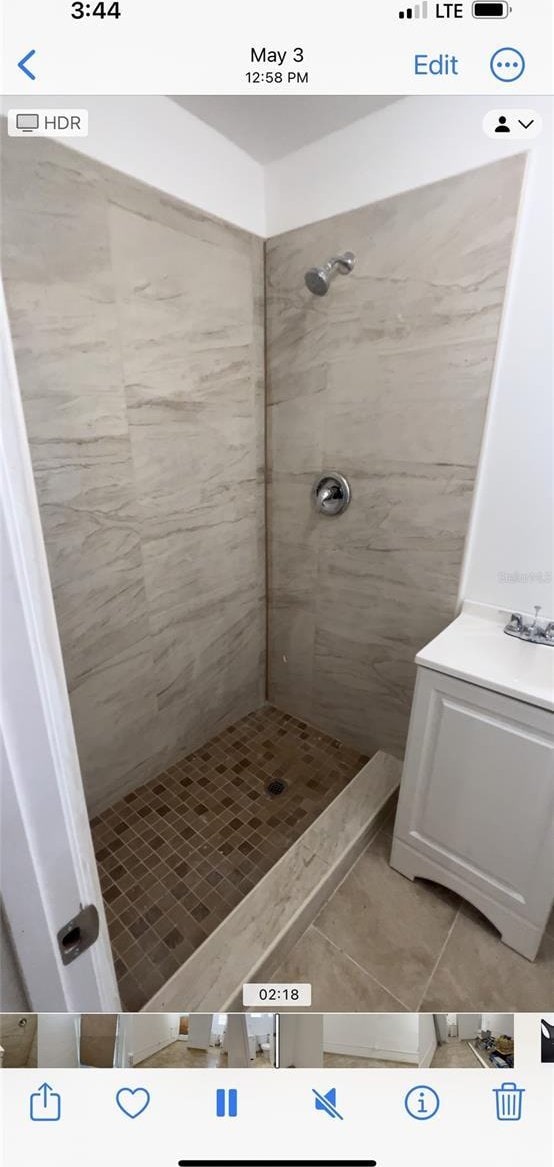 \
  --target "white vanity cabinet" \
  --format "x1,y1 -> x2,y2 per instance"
390,610 -> 554,962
